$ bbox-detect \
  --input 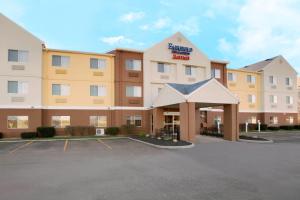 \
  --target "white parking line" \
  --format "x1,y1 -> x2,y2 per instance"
9,141 -> 33,154
97,139 -> 112,150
